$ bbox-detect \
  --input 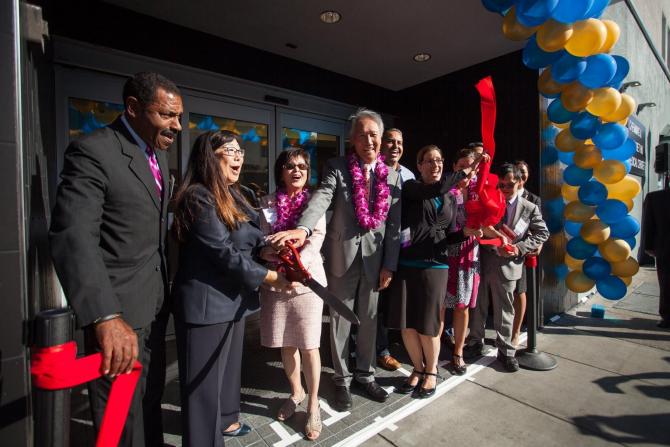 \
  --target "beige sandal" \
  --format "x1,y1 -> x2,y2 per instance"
277,389 -> 305,421
305,406 -> 322,441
